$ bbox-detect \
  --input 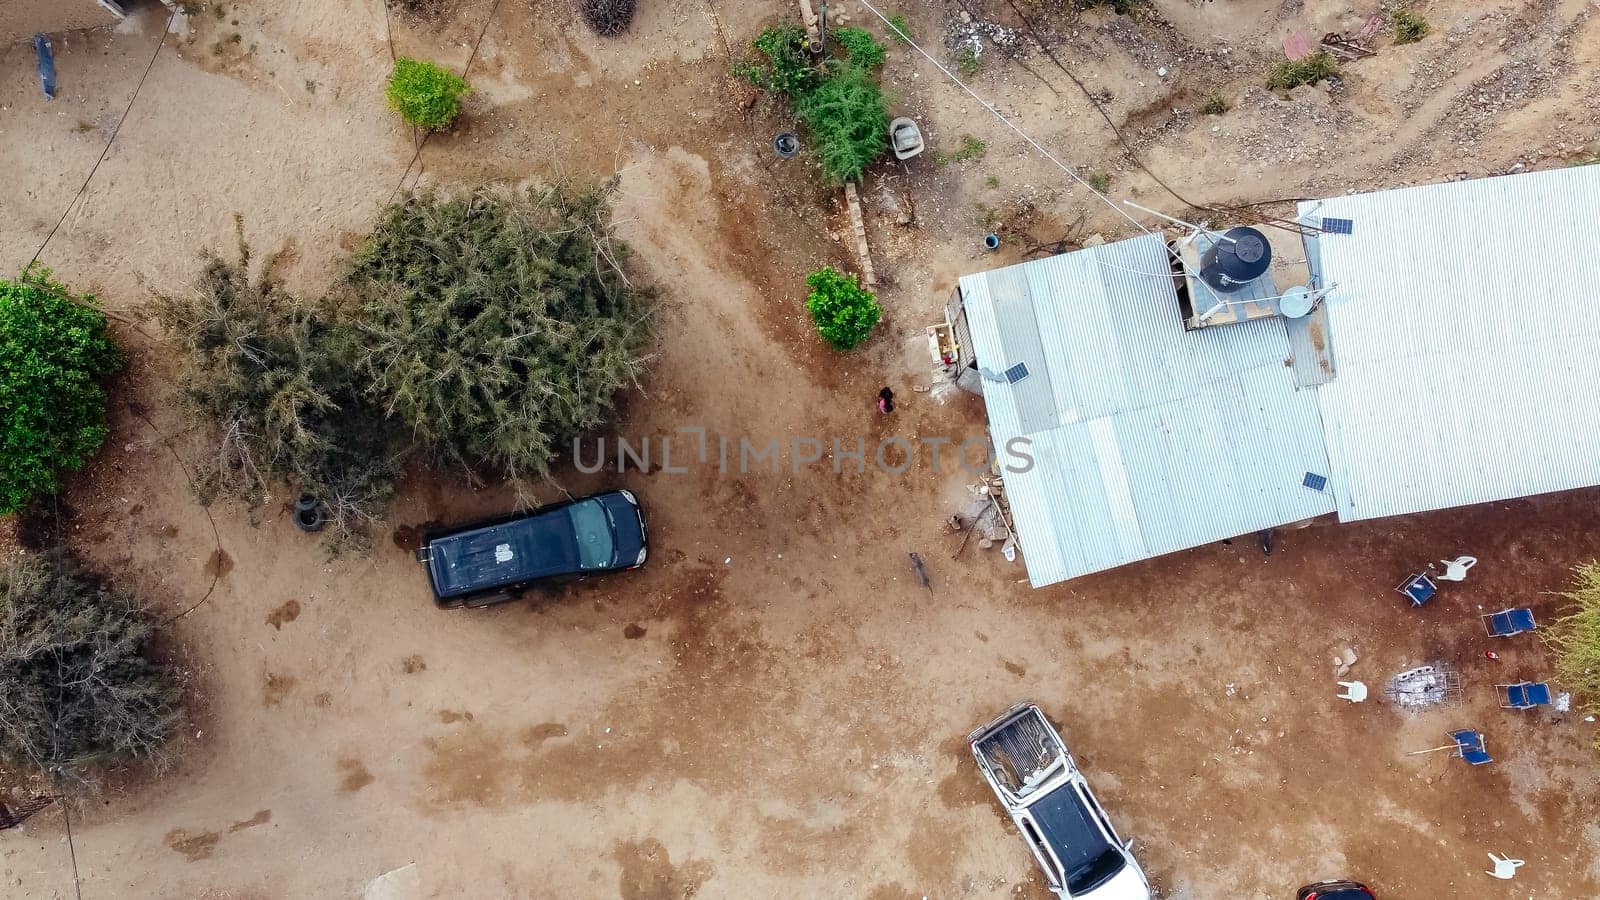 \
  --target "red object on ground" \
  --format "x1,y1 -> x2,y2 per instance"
1485,650 -> 1501,661
1282,31 -> 1313,61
